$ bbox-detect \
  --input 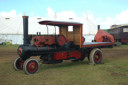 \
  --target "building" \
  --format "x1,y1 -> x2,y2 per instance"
108,24 -> 128,44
